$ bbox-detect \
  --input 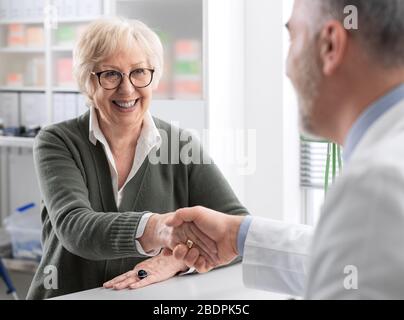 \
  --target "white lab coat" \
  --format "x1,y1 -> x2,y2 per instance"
243,98 -> 404,299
